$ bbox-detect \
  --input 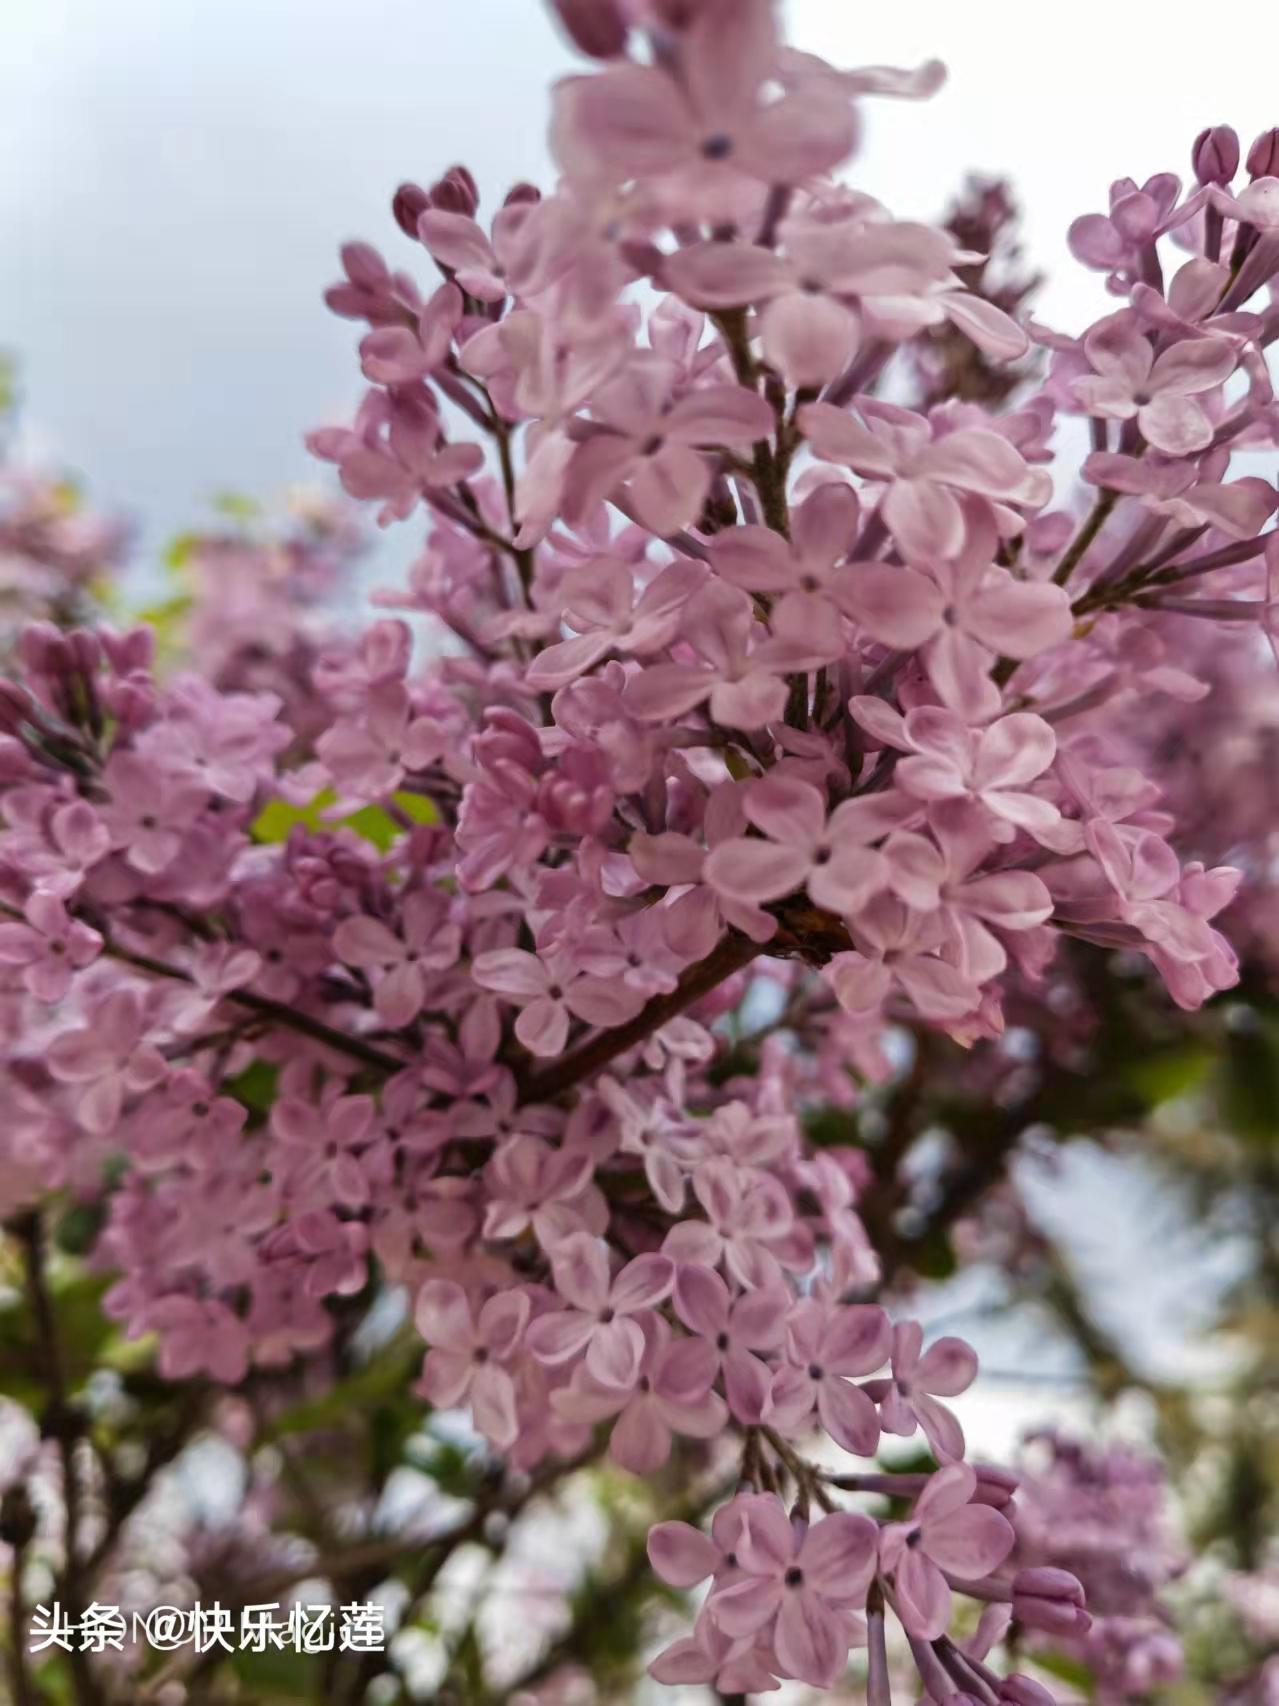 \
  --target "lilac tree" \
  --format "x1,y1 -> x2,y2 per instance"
2,1 -> 1279,1701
